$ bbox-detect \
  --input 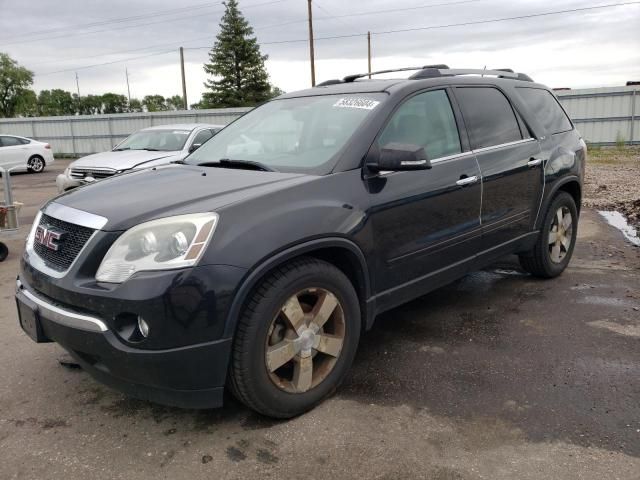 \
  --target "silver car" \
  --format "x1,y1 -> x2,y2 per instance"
56,123 -> 223,192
